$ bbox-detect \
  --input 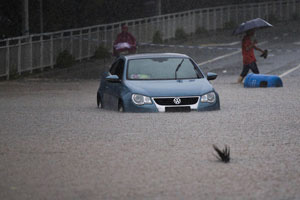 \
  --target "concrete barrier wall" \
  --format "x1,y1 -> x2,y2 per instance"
0,0 -> 299,80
